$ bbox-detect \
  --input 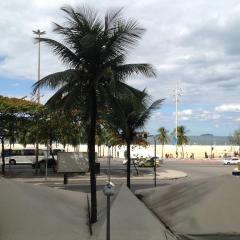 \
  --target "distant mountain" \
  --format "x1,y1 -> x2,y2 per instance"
200,134 -> 214,137
149,135 -> 231,145
187,135 -> 230,145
